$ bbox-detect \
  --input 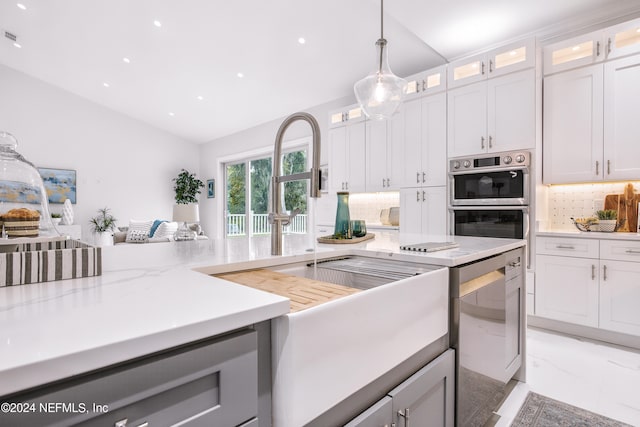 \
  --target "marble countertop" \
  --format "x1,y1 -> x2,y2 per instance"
537,230 -> 640,241
0,231 -> 524,397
